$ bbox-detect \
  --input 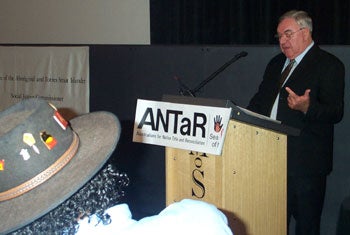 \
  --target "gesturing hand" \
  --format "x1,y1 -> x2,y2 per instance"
285,87 -> 311,114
